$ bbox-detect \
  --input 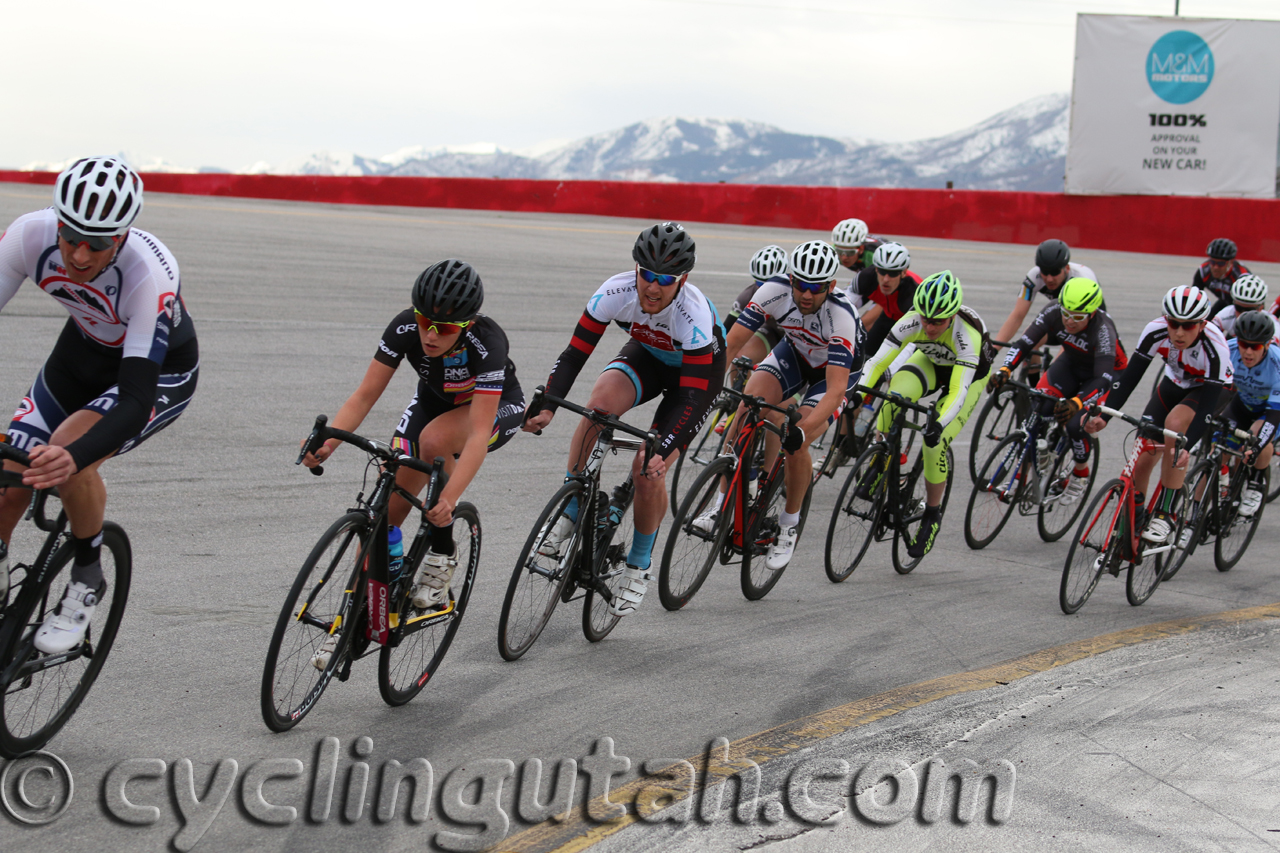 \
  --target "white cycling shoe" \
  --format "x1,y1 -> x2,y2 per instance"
311,635 -> 339,671
766,526 -> 799,571
1060,468 -> 1090,506
690,505 -> 720,534
1240,488 -> 1263,518
609,565 -> 650,617
34,581 -> 105,654
1141,513 -> 1174,545
410,549 -> 457,609
538,515 -> 574,557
